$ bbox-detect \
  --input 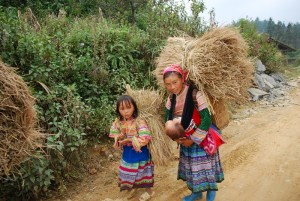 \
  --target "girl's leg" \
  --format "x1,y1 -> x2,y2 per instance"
182,191 -> 203,201
206,191 -> 216,201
